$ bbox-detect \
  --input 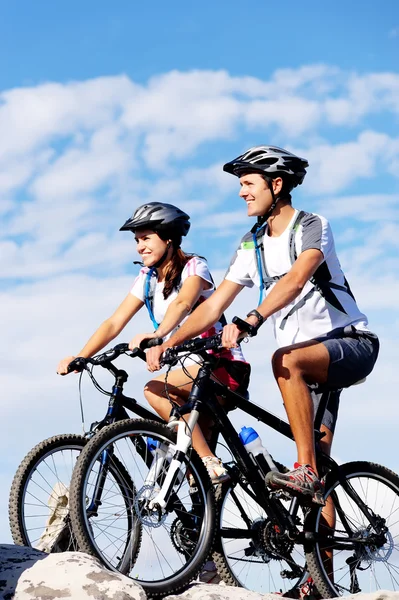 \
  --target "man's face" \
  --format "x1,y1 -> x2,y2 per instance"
238,172 -> 274,217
